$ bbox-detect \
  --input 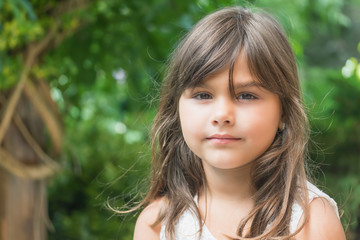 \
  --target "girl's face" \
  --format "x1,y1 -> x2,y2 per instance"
179,53 -> 282,170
